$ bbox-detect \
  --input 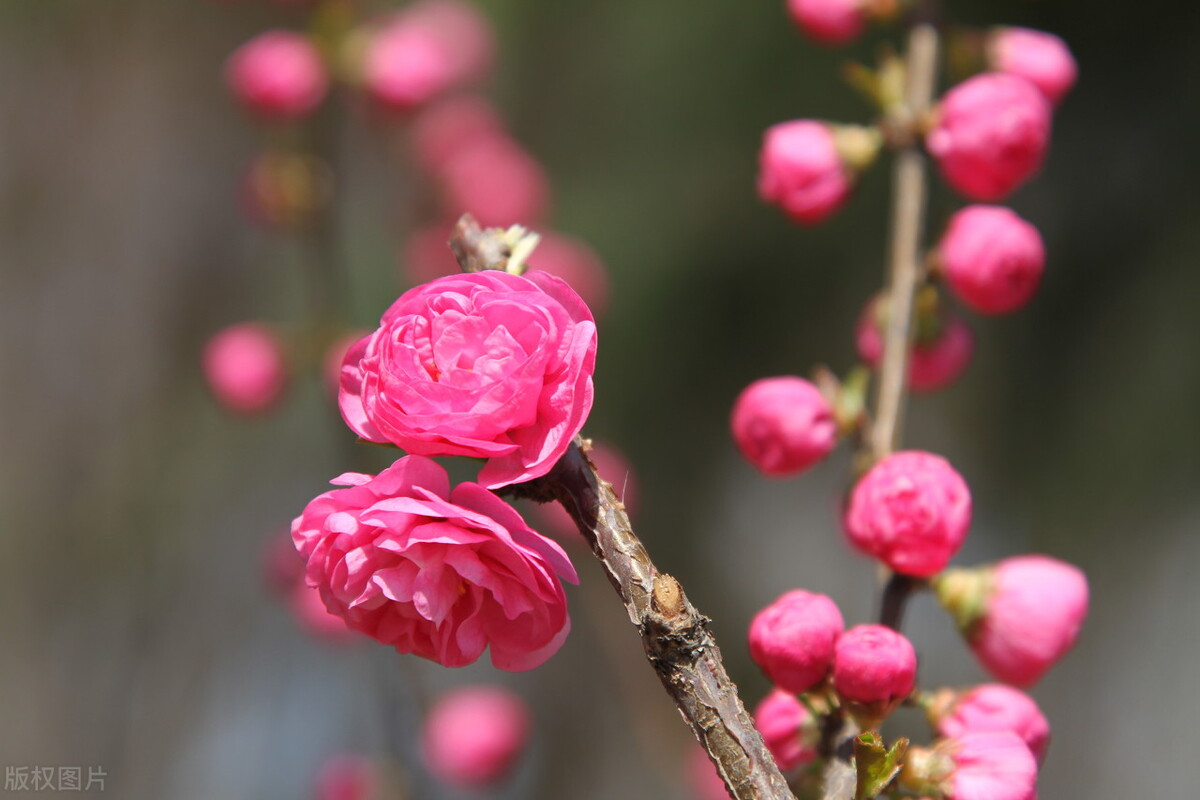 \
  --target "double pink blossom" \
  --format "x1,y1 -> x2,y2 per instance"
292,456 -> 578,671
422,686 -> 530,789
844,451 -> 972,577
927,73 -> 1052,201
339,270 -> 597,489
